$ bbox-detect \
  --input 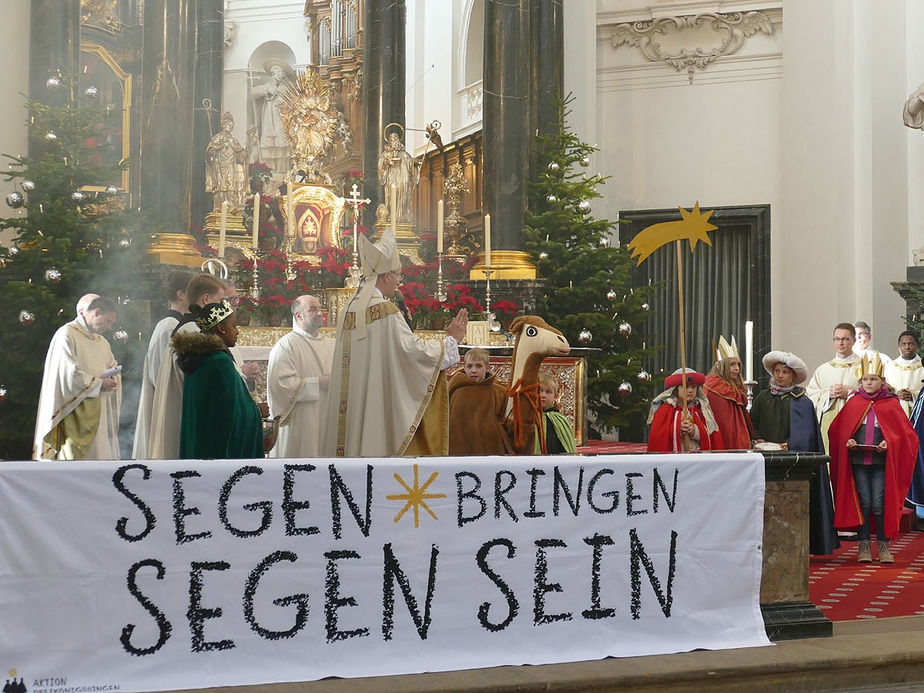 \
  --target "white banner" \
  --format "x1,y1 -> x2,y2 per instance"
0,453 -> 769,692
